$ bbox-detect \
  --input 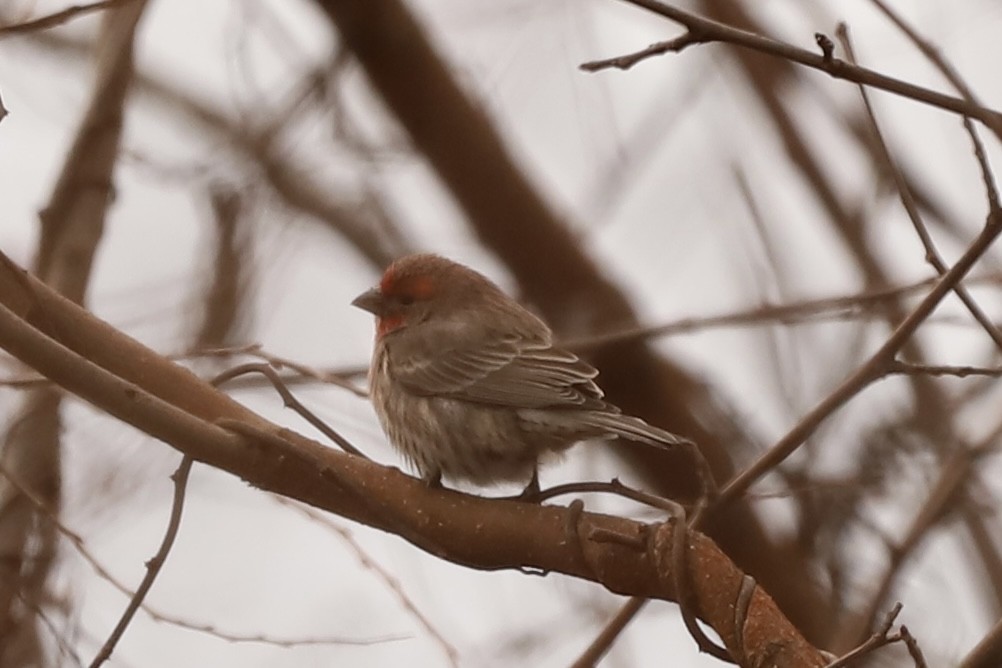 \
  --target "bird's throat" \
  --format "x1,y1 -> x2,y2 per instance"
377,314 -> 406,338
